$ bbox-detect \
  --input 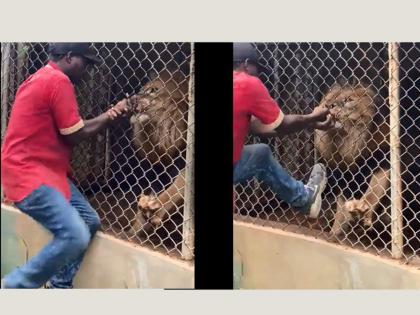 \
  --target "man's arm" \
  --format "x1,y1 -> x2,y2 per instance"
63,98 -> 132,146
274,111 -> 333,136
64,112 -> 111,146
250,107 -> 334,137
245,76 -> 334,137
